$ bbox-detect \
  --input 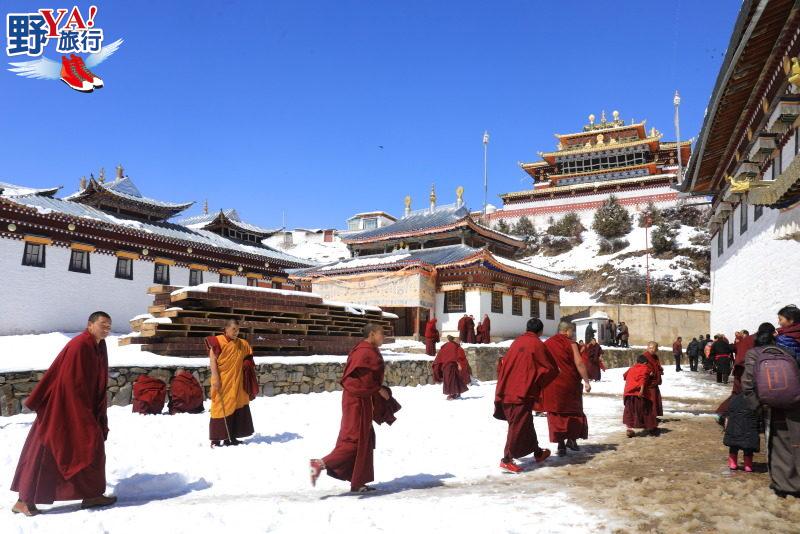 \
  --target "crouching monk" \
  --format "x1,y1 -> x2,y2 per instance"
206,319 -> 255,447
494,318 -> 559,473
11,312 -> 117,516
310,324 -> 393,492
432,335 -> 470,400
